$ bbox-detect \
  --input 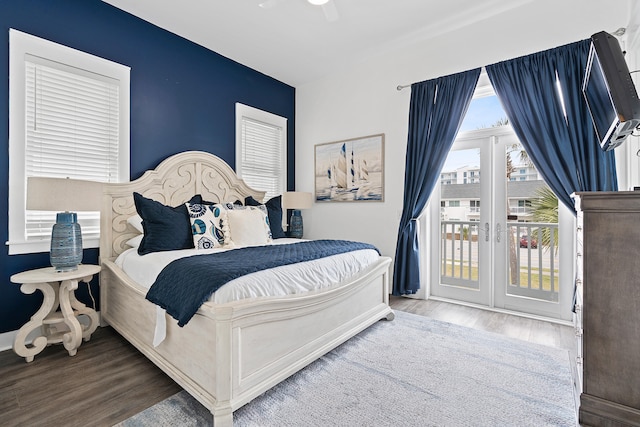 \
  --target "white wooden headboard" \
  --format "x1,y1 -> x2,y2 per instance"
100,150 -> 266,260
